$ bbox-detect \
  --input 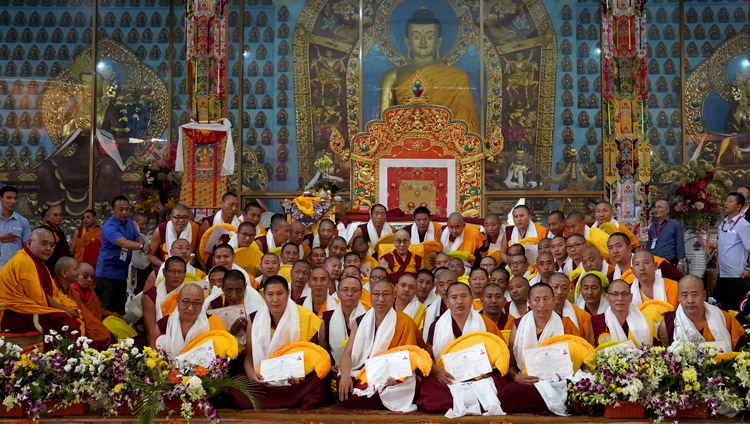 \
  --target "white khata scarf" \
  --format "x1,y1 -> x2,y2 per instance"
302,292 -> 337,315
329,301 -> 367,365
410,222 -> 436,245
513,312 -> 564,371
155,287 -> 218,358
154,282 -> 183,321
630,274 -> 667,307
433,310 -> 502,419
440,227 -> 464,253
510,222 -> 538,244
487,229 -> 505,252
164,221 -> 193,257
672,302 -> 732,353
251,298 -> 301,369
401,296 -> 422,319
367,220 -> 393,247
432,308 -> 486,360
508,301 -> 527,319
422,298 -> 445,340
423,290 -> 439,308
349,308 -> 417,412
604,304 -> 651,346
213,212 -> 241,228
